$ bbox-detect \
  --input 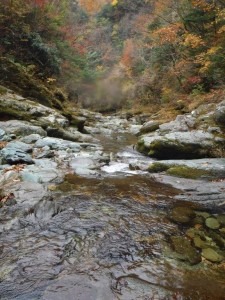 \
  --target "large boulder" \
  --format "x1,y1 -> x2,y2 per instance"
0,90 -> 69,127
0,120 -> 47,137
137,130 -> 225,159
